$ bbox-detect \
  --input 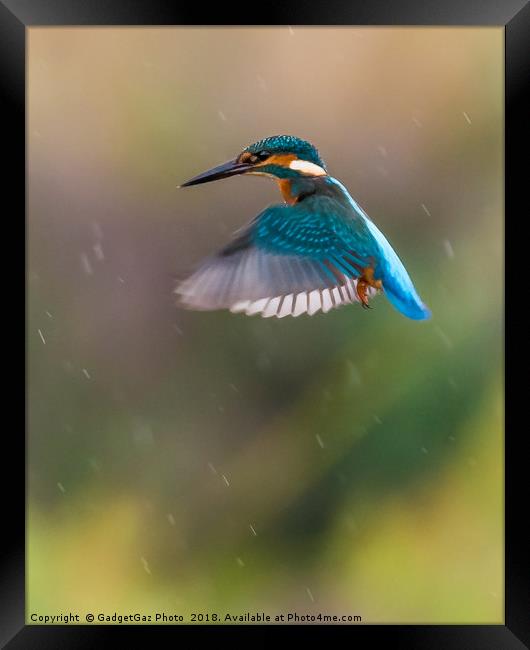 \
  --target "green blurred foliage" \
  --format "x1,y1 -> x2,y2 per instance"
28,27 -> 503,623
